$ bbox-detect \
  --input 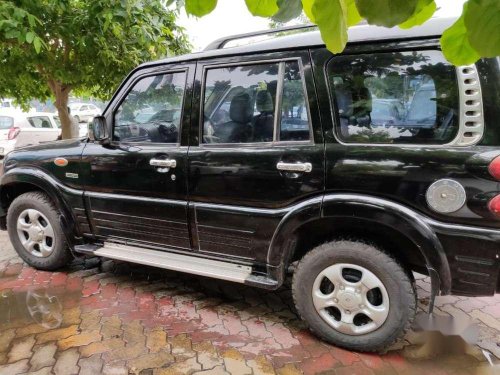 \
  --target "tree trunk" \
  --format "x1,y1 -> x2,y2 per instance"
47,80 -> 77,140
